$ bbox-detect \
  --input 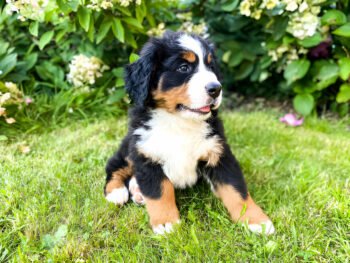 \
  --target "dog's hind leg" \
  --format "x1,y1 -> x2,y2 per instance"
104,137 -> 133,205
